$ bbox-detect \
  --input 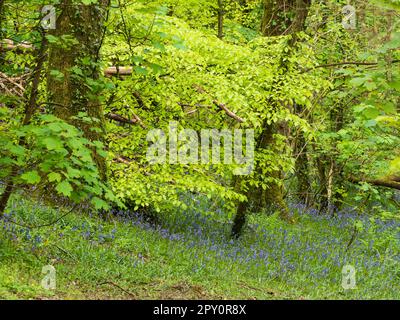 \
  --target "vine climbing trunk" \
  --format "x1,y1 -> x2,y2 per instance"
47,0 -> 110,180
